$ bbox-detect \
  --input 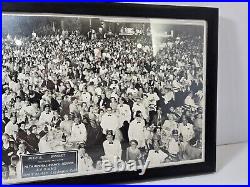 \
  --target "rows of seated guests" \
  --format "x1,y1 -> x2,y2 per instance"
2,31 -> 203,179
